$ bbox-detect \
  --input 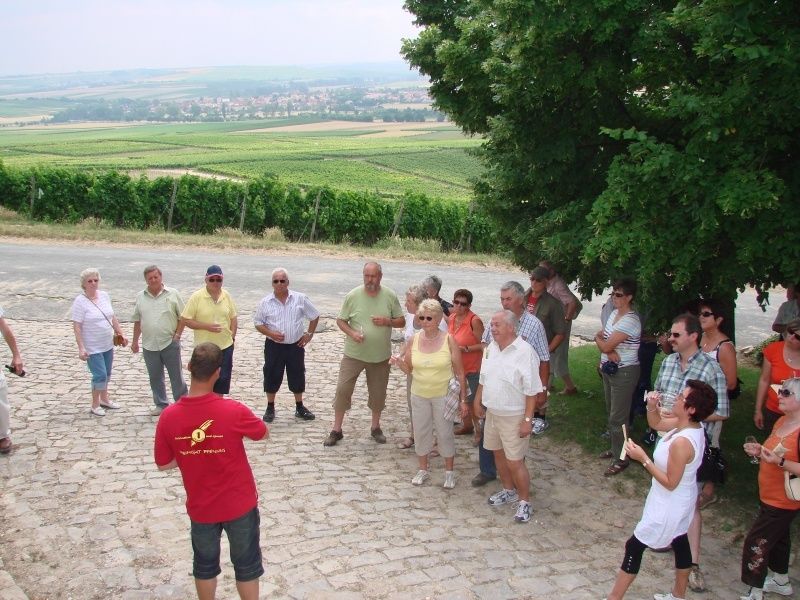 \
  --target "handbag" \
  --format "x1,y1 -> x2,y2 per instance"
87,294 -> 126,347
443,378 -> 460,421
696,427 -> 727,484
784,426 -> 800,501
